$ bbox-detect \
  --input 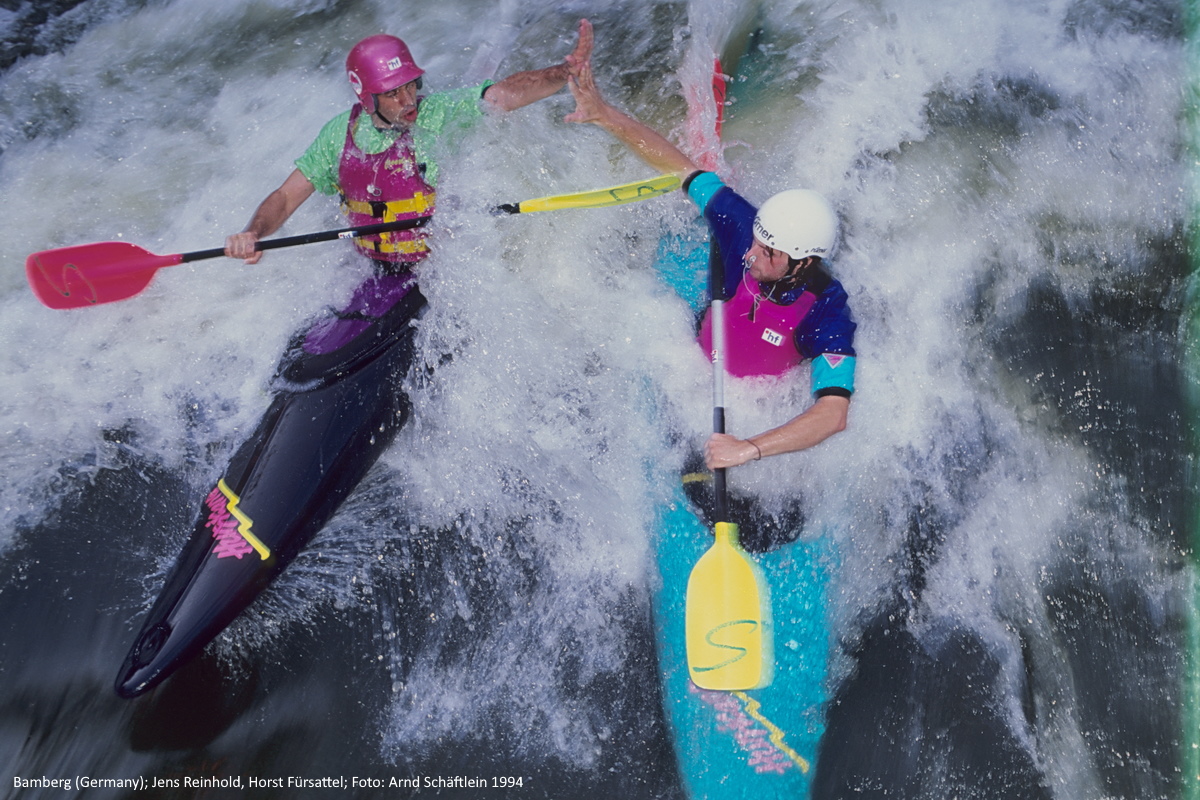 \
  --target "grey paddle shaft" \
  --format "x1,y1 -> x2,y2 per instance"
708,240 -> 730,523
